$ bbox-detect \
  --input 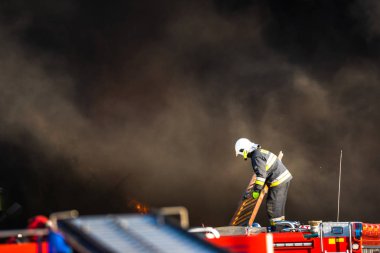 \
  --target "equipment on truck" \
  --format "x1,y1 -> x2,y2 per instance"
207,220 -> 380,253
